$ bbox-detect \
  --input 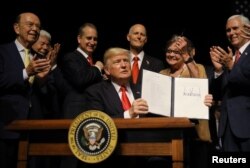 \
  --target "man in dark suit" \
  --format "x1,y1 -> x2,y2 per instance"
30,29 -> 71,119
61,23 -> 104,119
85,47 -> 149,118
60,23 -> 104,168
0,12 -> 51,168
210,14 -> 250,152
85,47 -> 213,168
127,24 -> 165,95
30,29 -> 71,168
85,47 -> 174,168
85,47 -> 155,168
